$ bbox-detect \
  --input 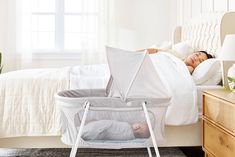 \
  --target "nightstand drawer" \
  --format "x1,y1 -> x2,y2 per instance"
203,120 -> 235,157
203,94 -> 235,135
